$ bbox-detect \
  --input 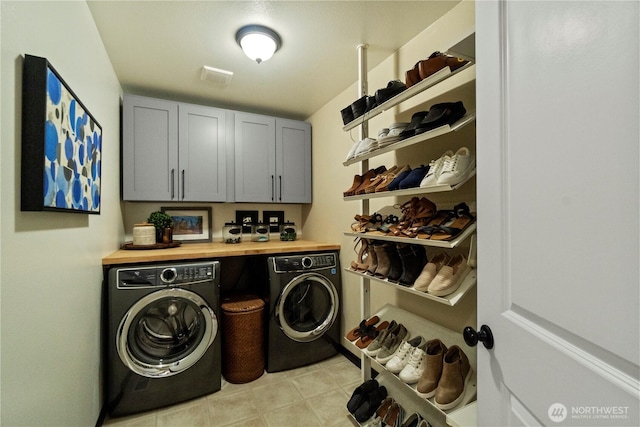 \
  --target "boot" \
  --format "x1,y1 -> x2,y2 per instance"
385,243 -> 403,282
